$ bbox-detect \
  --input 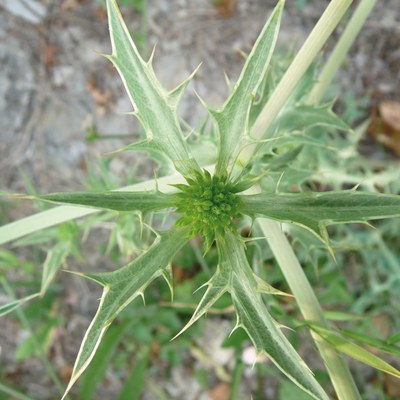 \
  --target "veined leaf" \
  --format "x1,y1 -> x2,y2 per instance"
36,191 -> 174,213
62,226 -> 190,399
212,0 -> 284,176
106,0 -> 200,178
240,190 -> 400,244
308,324 -> 400,378
218,232 -> 329,400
